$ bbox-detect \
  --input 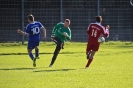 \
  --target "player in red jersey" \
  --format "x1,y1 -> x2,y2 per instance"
85,16 -> 110,68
